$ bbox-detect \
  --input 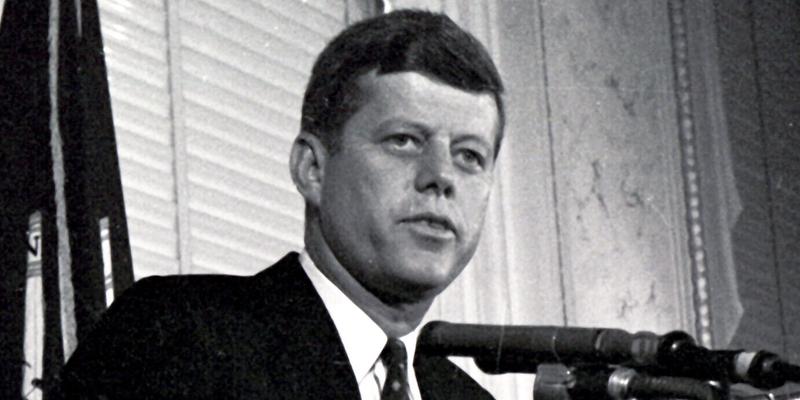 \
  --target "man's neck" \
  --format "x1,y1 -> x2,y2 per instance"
304,226 -> 433,338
